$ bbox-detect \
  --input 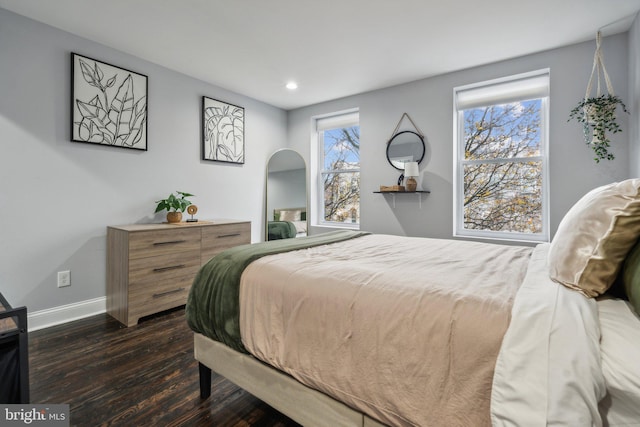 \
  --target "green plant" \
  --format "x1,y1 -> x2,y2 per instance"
568,94 -> 629,162
154,191 -> 194,213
